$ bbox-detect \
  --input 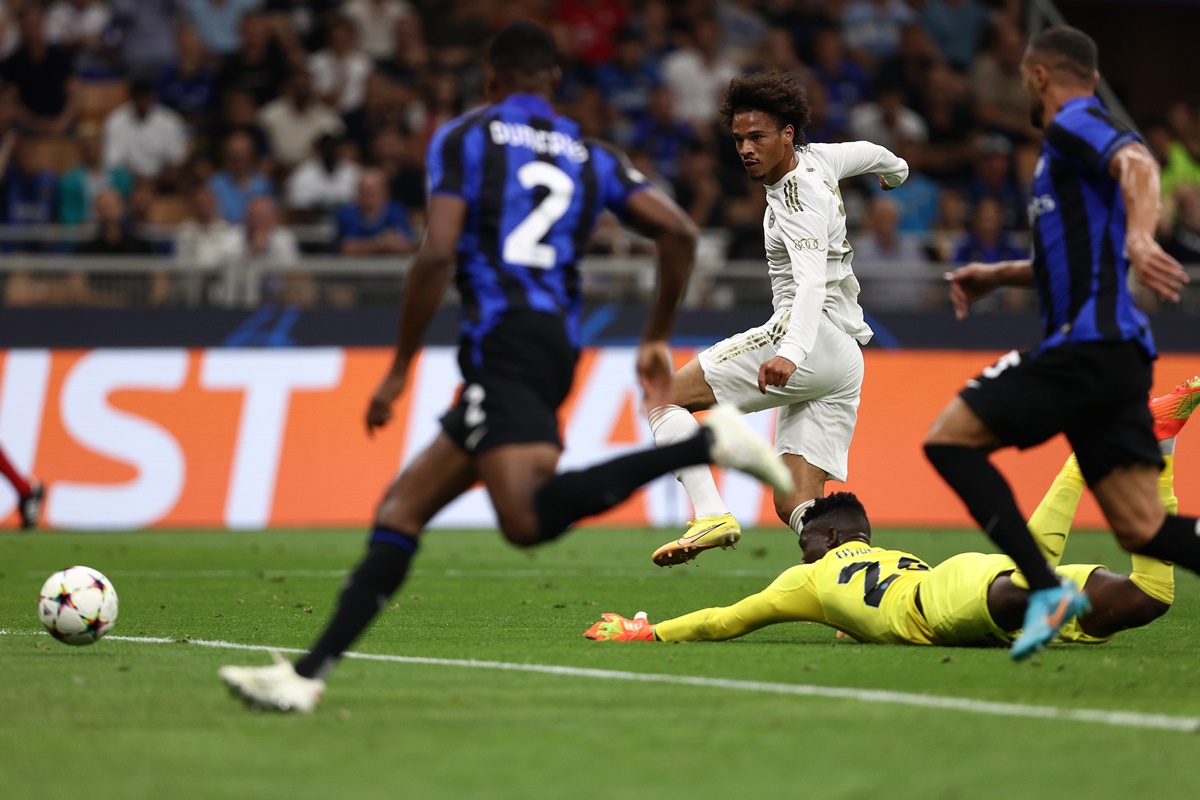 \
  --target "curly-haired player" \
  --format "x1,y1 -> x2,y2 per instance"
646,71 -> 909,567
